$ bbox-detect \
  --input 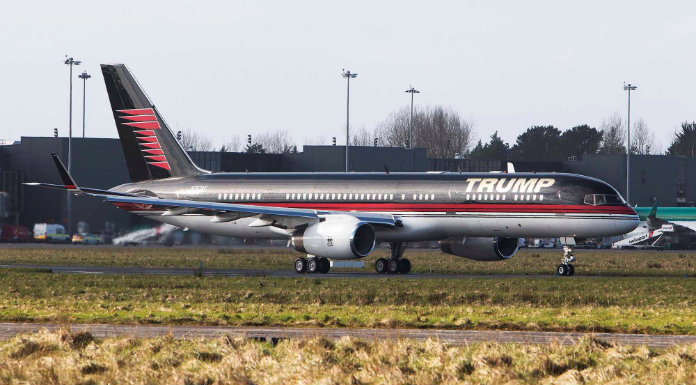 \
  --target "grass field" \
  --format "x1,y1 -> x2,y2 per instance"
3,245 -> 696,276
2,269 -> 696,334
2,329 -> 696,385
